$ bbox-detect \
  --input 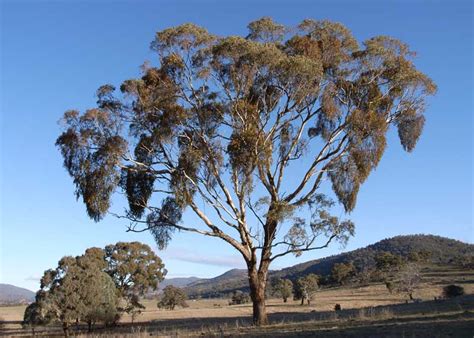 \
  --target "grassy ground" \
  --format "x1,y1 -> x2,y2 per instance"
1,265 -> 473,336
